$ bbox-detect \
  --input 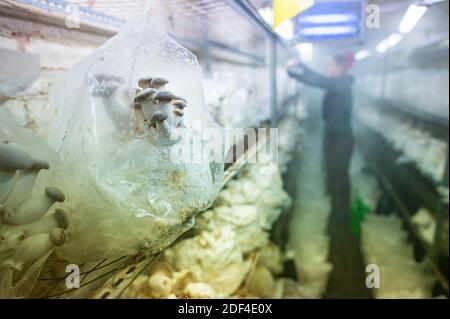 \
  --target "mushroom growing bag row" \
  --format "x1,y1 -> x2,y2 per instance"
46,14 -> 225,262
